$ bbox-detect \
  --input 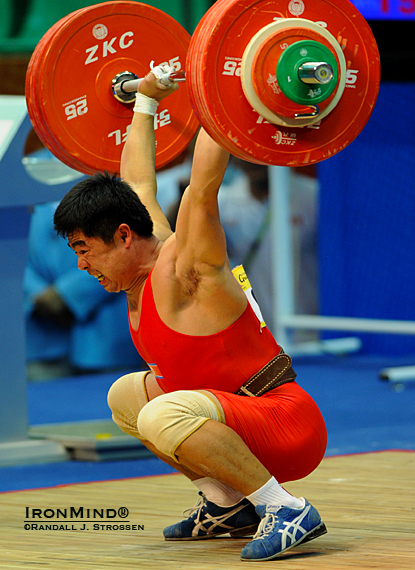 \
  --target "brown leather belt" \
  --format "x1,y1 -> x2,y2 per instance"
236,351 -> 297,397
